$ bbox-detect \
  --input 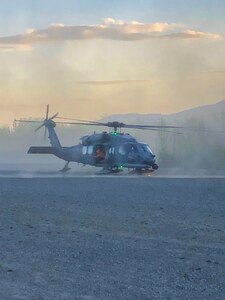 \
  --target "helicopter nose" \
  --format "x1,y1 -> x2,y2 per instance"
144,158 -> 154,164
144,154 -> 156,165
